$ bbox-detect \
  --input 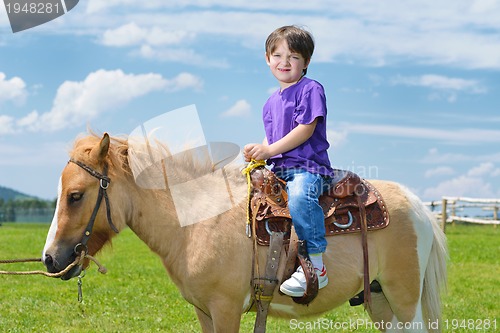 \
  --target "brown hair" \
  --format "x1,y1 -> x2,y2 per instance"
265,25 -> 315,75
